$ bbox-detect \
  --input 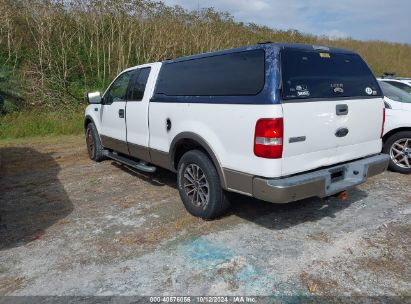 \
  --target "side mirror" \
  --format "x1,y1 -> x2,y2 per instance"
86,92 -> 102,104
